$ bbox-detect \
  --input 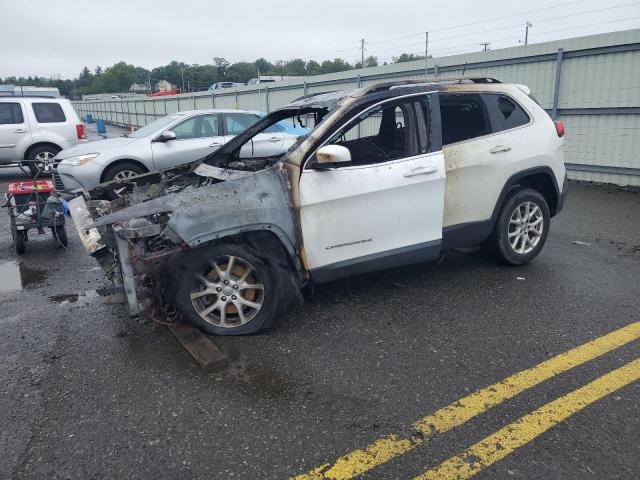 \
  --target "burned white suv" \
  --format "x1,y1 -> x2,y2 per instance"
70,77 -> 567,335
